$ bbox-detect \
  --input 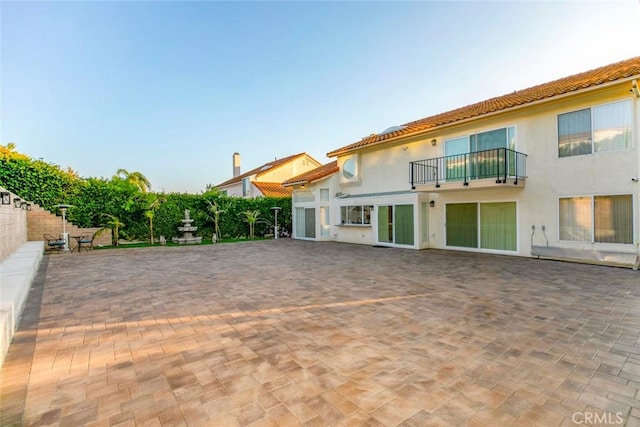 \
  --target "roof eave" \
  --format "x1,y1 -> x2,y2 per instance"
282,180 -> 307,187
327,76 -> 638,158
